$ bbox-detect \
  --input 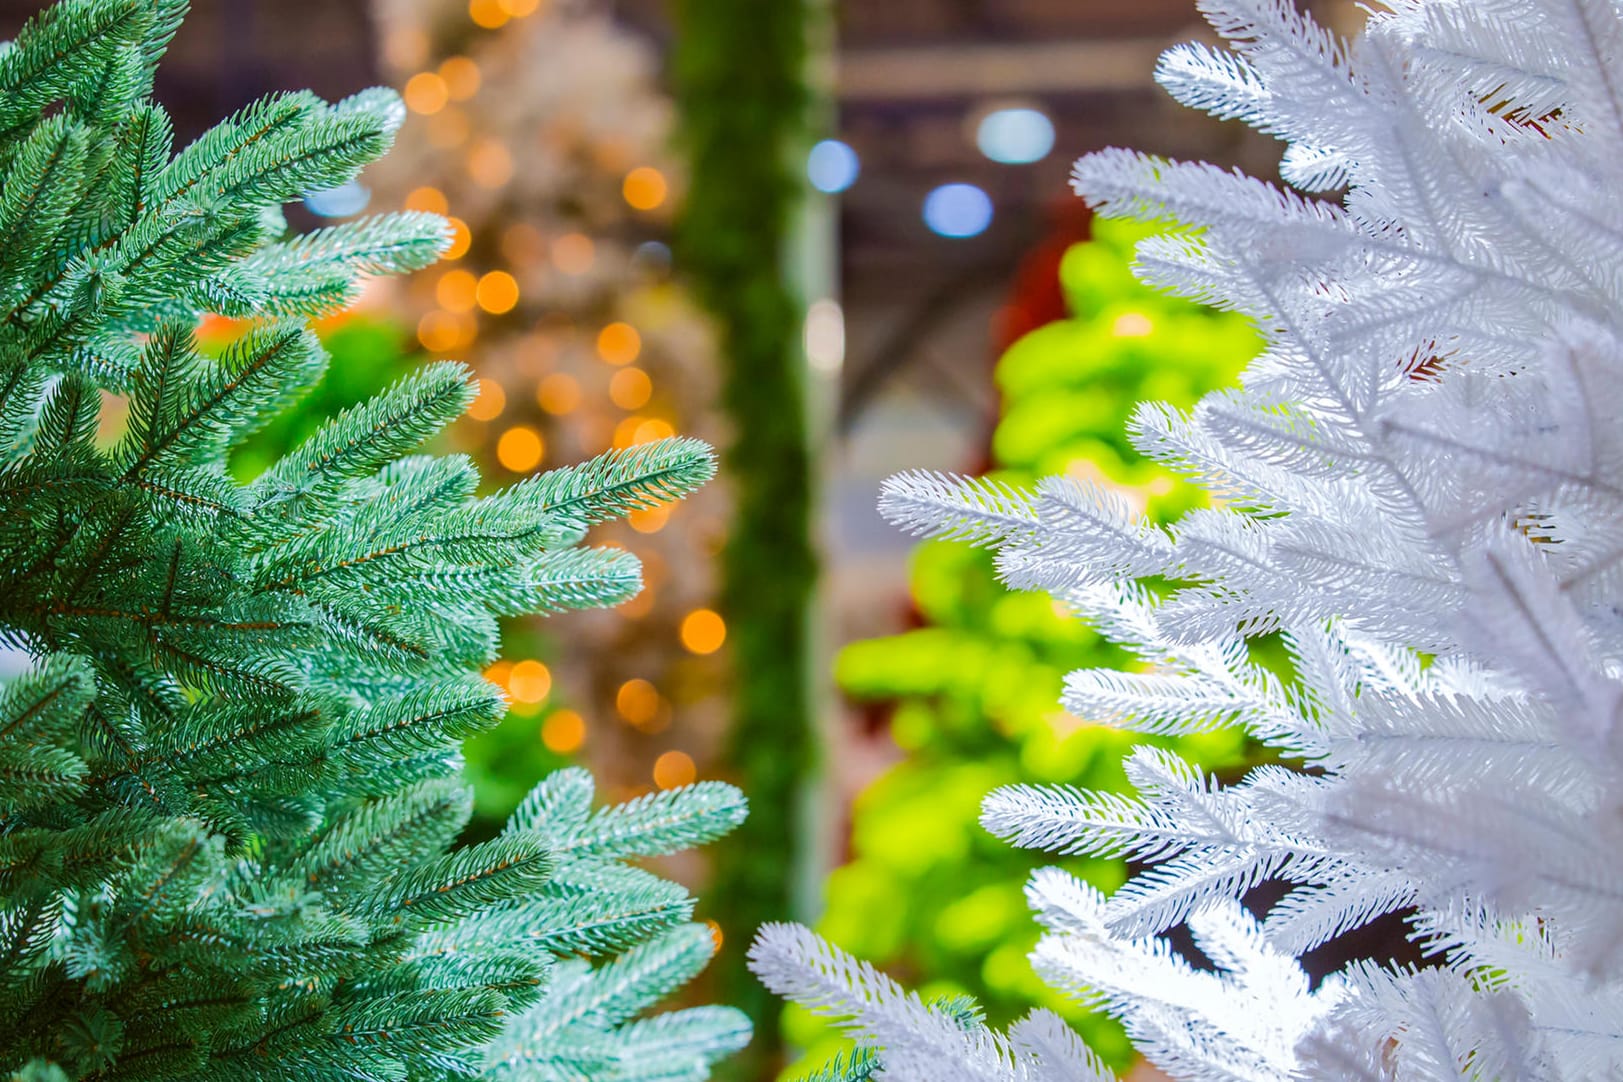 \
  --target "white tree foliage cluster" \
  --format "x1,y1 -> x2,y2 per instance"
753,0 -> 1623,1077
